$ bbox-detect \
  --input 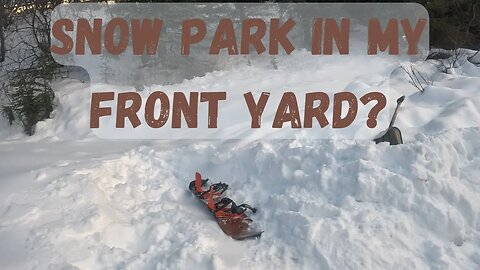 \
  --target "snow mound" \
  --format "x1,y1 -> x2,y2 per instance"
1,127 -> 479,269
33,79 -> 93,141
17,50 -> 479,142
1,50 -> 479,269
